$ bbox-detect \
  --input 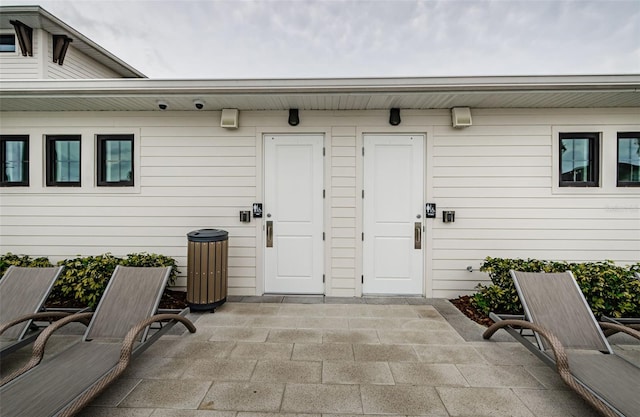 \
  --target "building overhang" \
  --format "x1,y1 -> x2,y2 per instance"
1,75 -> 639,112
